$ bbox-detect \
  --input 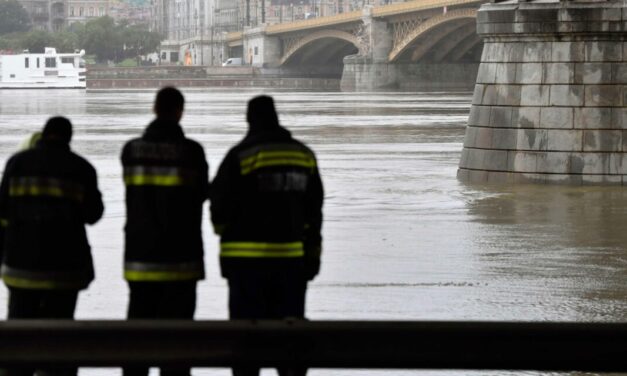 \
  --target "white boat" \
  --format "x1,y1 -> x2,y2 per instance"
0,47 -> 86,89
